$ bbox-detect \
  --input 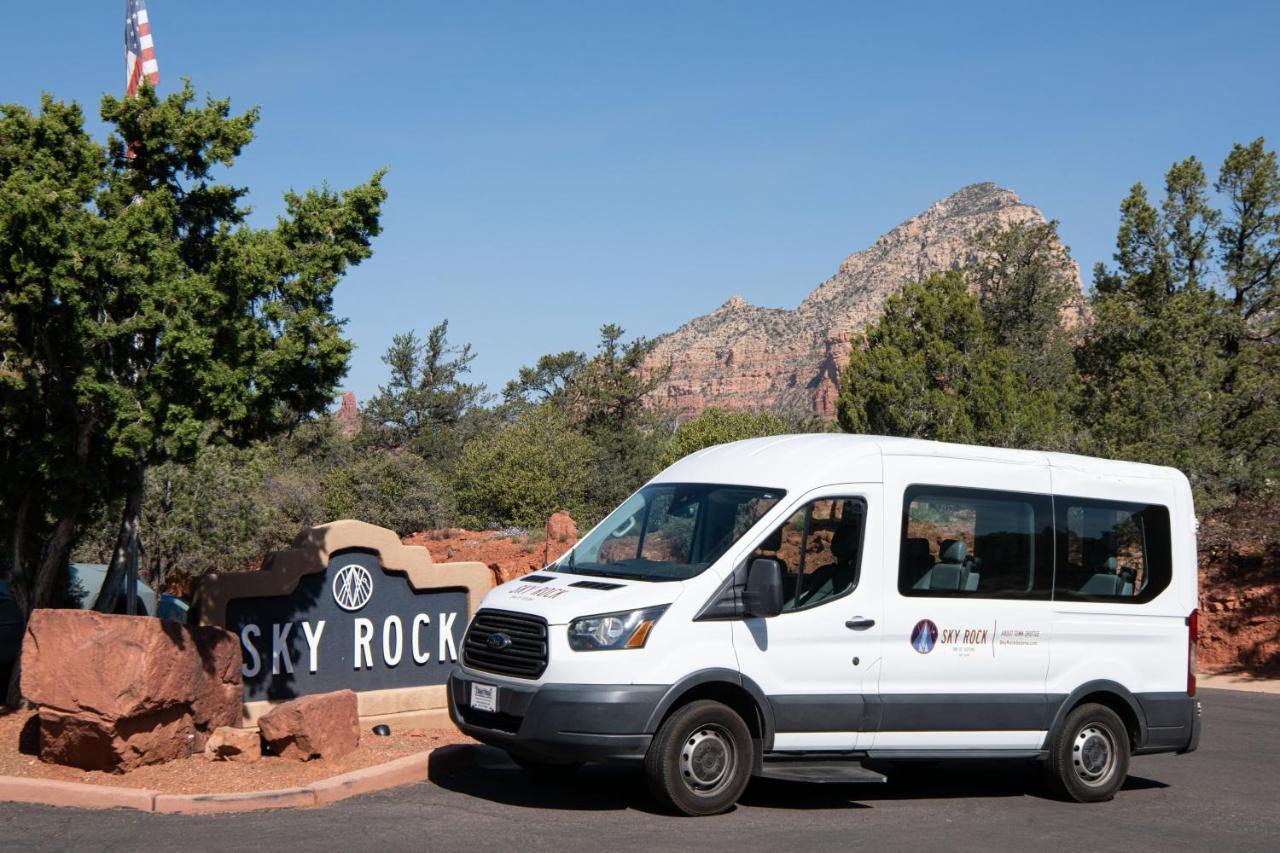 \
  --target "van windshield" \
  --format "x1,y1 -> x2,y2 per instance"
554,483 -> 784,582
